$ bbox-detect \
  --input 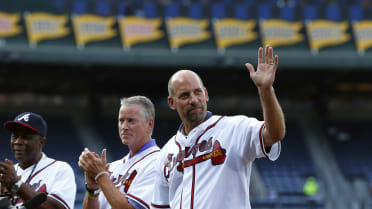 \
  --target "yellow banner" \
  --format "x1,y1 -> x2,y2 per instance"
213,18 -> 257,50
118,16 -> 163,48
306,20 -> 350,51
25,13 -> 69,44
352,21 -> 372,52
0,12 -> 22,37
166,17 -> 210,49
260,19 -> 303,47
72,14 -> 116,46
